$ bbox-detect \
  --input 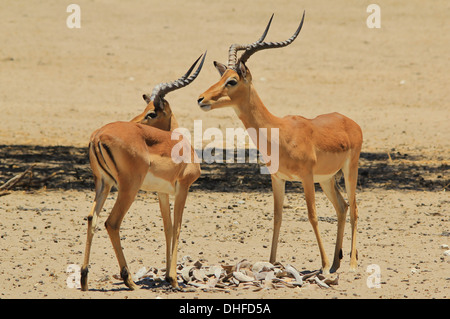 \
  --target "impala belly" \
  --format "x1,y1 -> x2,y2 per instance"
274,170 -> 338,183
313,172 -> 338,183
273,149 -> 350,183
314,150 -> 349,176
274,171 -> 301,182
141,171 -> 176,195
